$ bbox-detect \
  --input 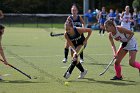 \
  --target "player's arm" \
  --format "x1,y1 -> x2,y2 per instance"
79,16 -> 85,28
118,26 -> 134,42
77,28 -> 92,45
64,32 -> 76,53
109,33 -> 117,56
0,37 -> 8,65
